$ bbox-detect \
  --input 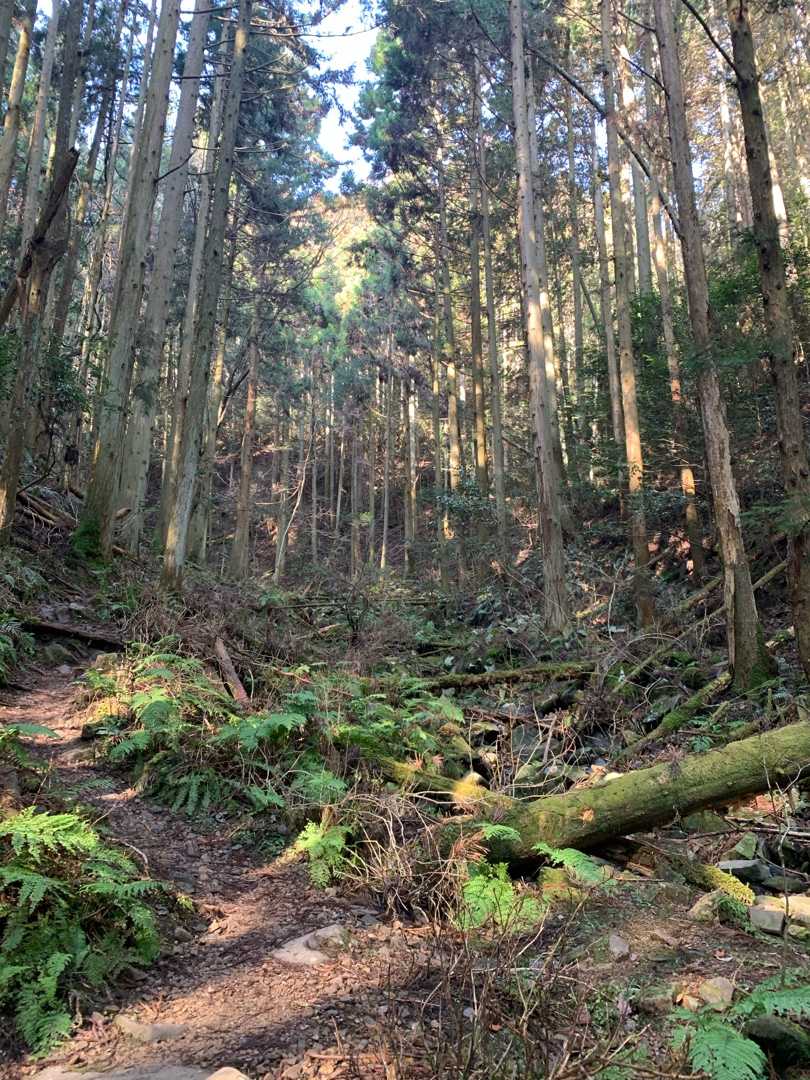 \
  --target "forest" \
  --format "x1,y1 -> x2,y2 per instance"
0,0 -> 809,1075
